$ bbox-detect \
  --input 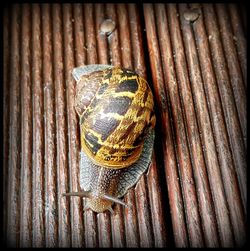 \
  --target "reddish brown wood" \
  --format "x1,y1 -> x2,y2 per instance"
73,4 -> 86,66
52,4 -> 71,247
3,6 -> 10,247
202,4 -> 246,246
63,4 -> 84,247
214,4 -> 247,208
135,176 -> 154,247
82,4 -> 99,248
190,3 -> 246,246
105,4 -> 122,67
72,5 -> 102,247
42,4 -> 58,247
147,154 -> 168,247
124,190 -> 140,247
178,4 -> 235,246
20,4 -> 33,247
84,4 -> 98,65
110,204 -> 126,247
83,203 -> 98,248
143,4 -> 189,247
6,4 -> 21,247
97,213 -> 112,247
228,4 -> 247,88
169,4 -> 221,246
215,4 -> 246,150
31,4 -> 45,247
72,5 -> 90,243
166,4 -> 207,247
95,4 -> 109,65
117,4 -> 133,69
190,4 -> 238,246
128,4 -> 147,78
97,208 -> 112,247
